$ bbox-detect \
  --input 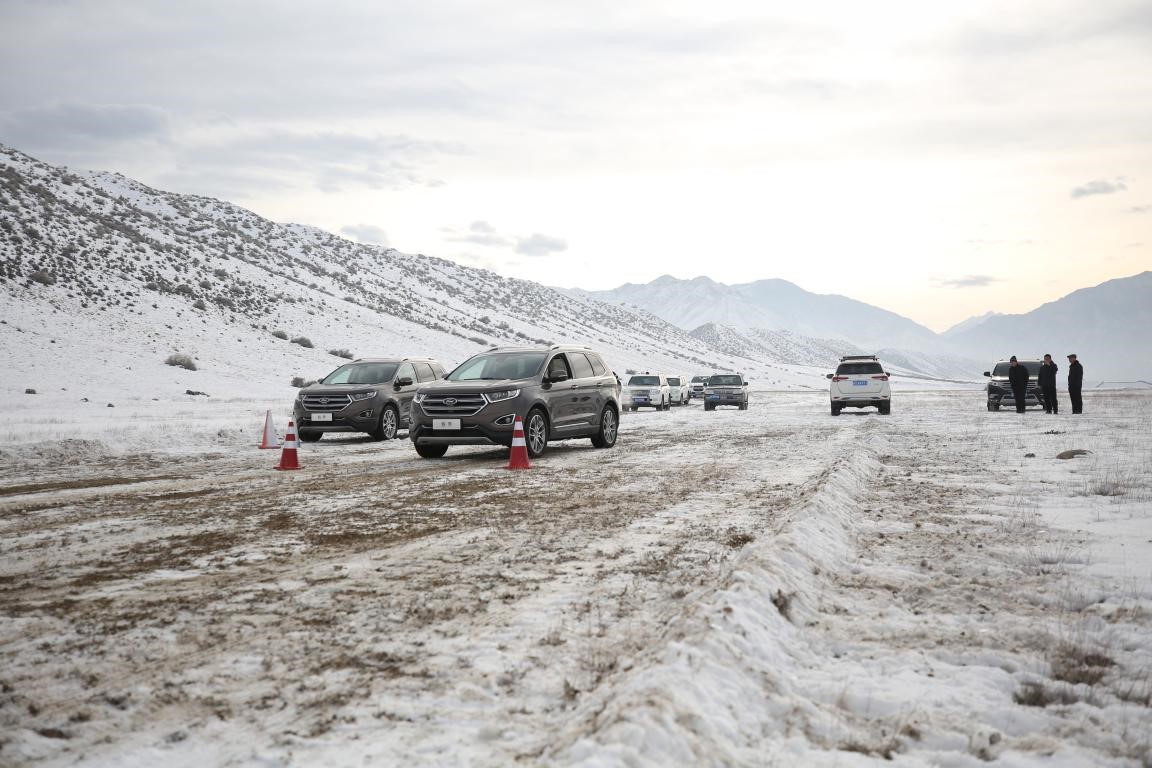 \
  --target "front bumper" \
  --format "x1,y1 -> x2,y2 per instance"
293,406 -> 378,433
